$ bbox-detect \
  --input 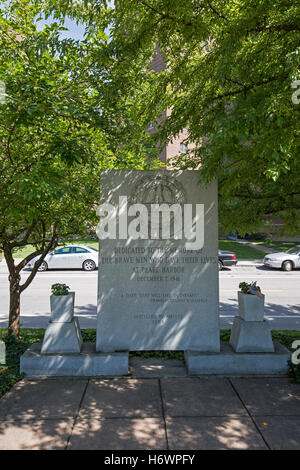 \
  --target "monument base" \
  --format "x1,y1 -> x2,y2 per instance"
20,341 -> 290,378
185,342 -> 290,376
20,342 -> 129,377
